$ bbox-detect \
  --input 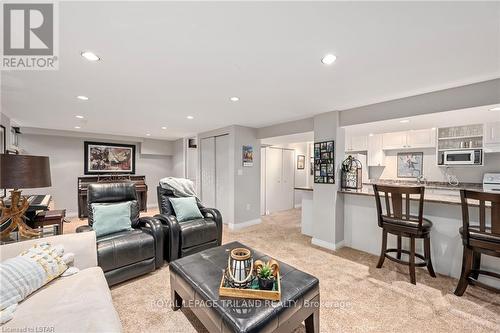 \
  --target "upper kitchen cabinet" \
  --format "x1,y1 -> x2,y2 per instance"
345,134 -> 368,152
407,128 -> 436,148
382,131 -> 407,150
367,134 -> 385,166
382,129 -> 436,150
484,121 -> 500,153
